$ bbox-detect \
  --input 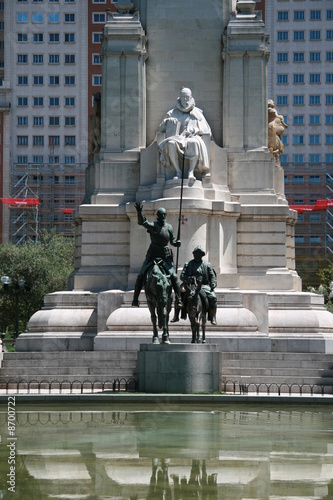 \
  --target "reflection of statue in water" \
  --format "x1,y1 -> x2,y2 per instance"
132,203 -> 183,309
147,459 -> 172,500
268,99 -> 288,164
171,460 -> 218,500
158,88 -> 211,181
90,92 -> 101,156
